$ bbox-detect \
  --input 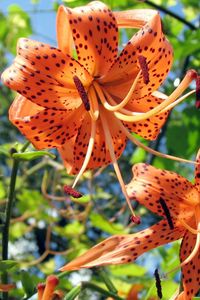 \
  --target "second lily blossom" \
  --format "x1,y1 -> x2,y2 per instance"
1,1 -> 198,215
60,149 -> 200,300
